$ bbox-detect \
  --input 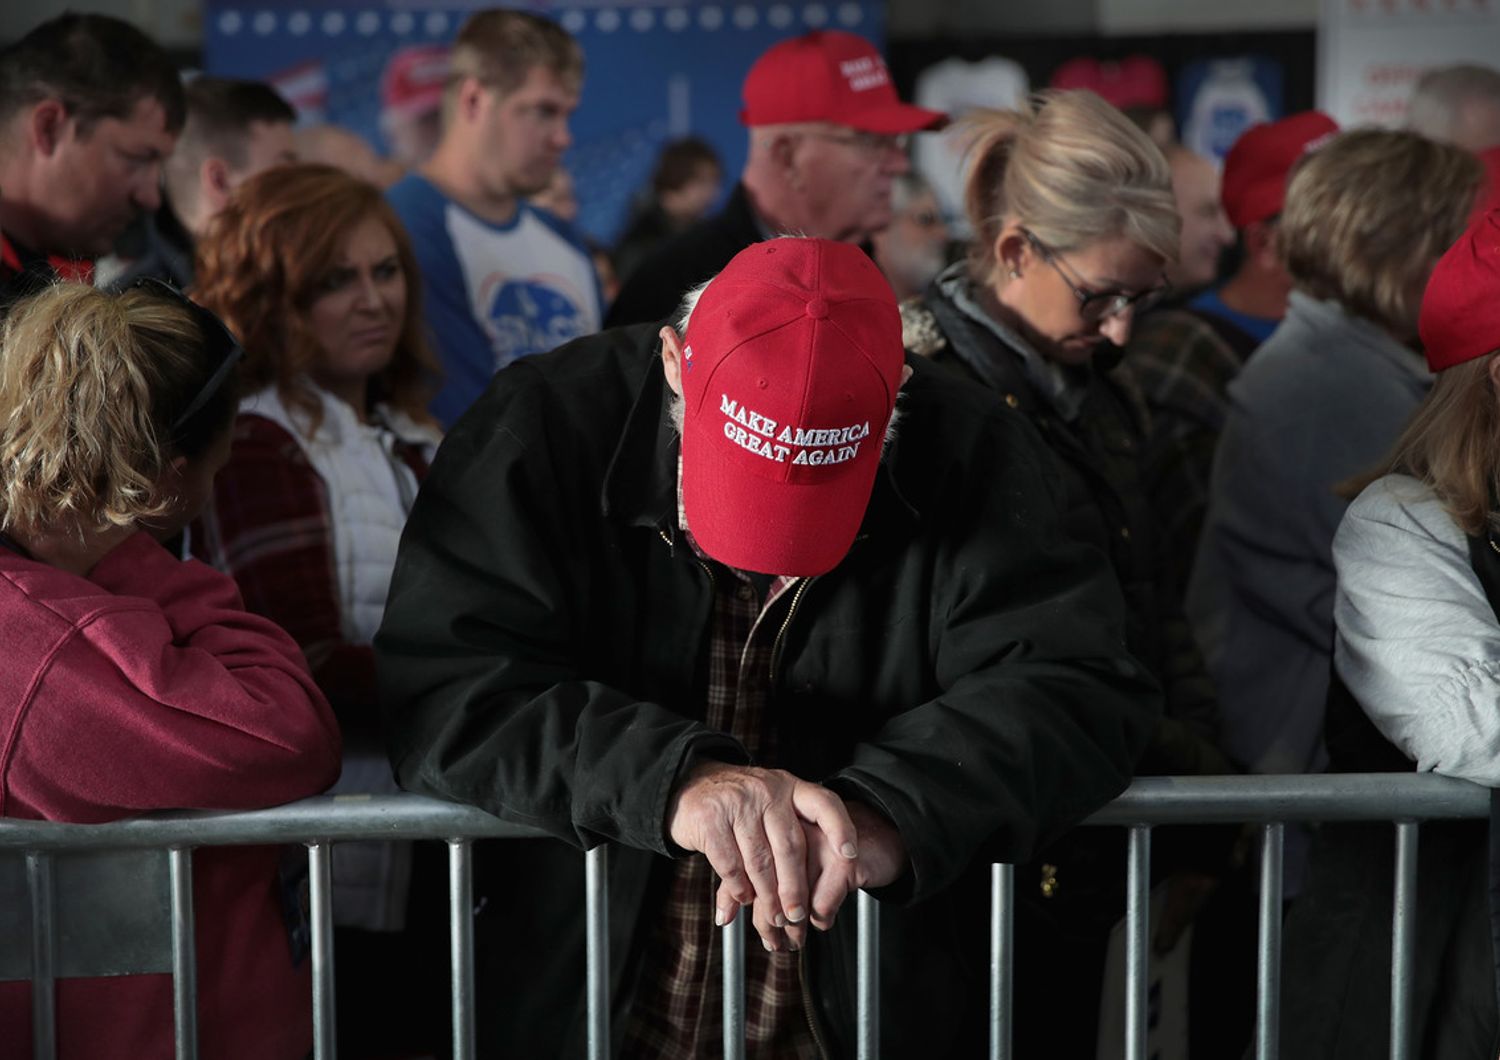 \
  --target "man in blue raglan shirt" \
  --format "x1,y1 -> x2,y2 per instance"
388,9 -> 600,427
